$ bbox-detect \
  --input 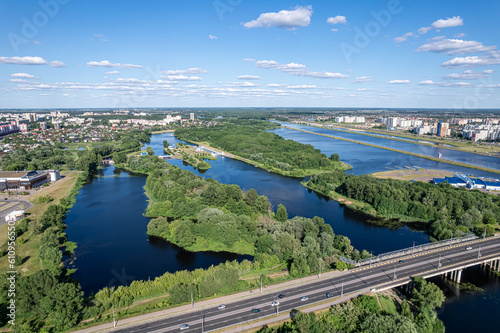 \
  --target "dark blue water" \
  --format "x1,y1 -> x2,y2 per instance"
65,166 -> 251,295
279,122 -> 500,171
